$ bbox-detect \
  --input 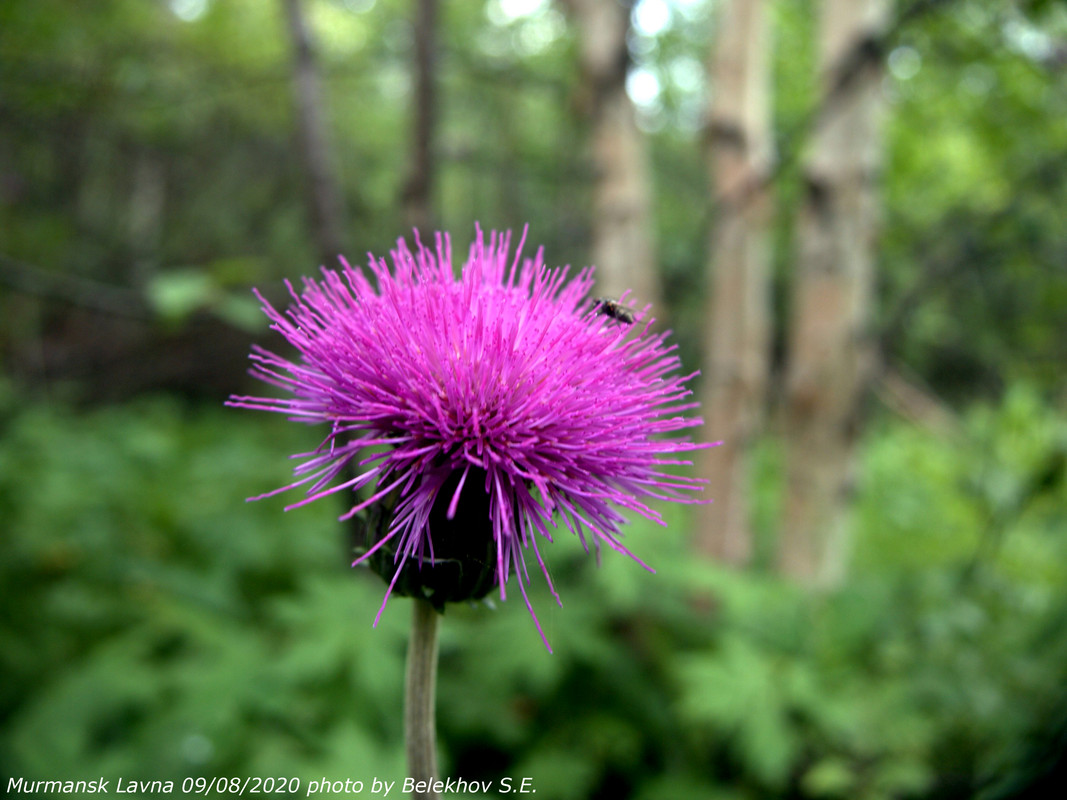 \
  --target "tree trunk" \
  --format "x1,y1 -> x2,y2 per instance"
694,0 -> 774,565
282,0 -> 347,267
127,150 -> 165,289
281,0 -> 361,564
779,0 -> 890,584
401,0 -> 438,234
565,0 -> 659,312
